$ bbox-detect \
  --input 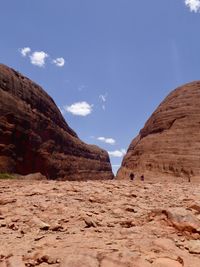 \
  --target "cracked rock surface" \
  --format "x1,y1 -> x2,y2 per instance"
0,180 -> 200,266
